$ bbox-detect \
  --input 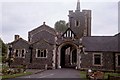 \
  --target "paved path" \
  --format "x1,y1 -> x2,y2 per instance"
7,68 -> 86,80
19,68 -> 80,78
